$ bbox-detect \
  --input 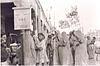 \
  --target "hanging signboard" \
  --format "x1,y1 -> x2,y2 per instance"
13,7 -> 32,30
